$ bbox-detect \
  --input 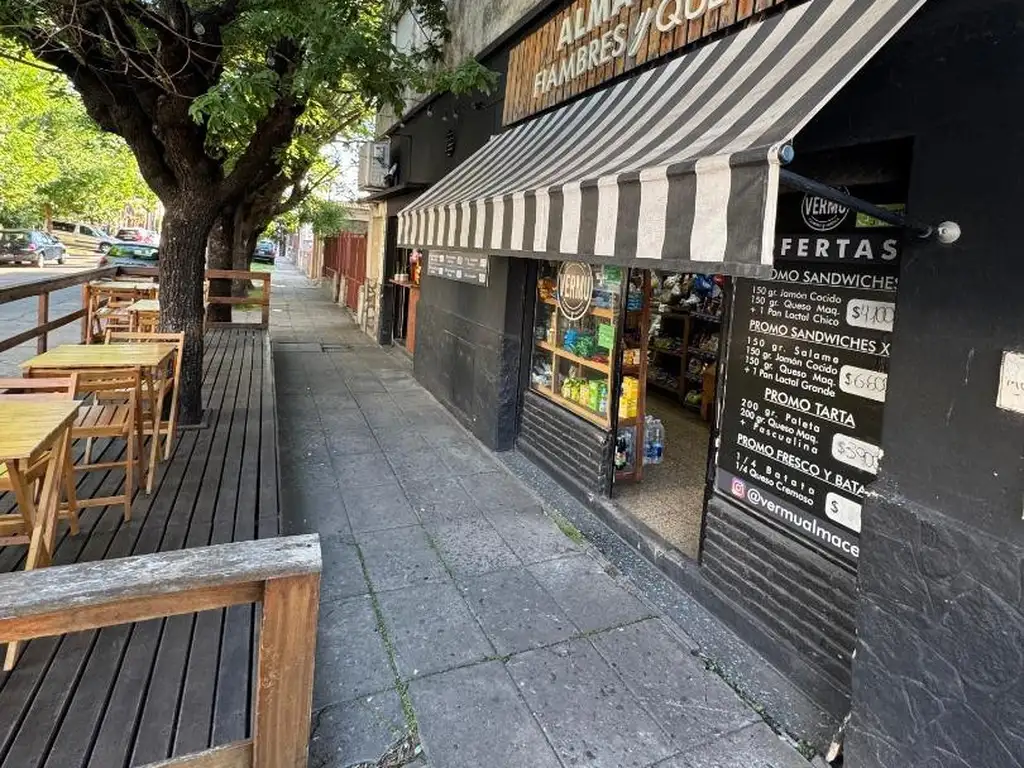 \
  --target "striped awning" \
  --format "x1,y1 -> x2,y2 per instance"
398,0 -> 927,276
